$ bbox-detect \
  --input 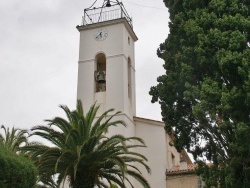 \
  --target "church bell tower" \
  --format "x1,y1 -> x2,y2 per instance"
76,0 -> 137,136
